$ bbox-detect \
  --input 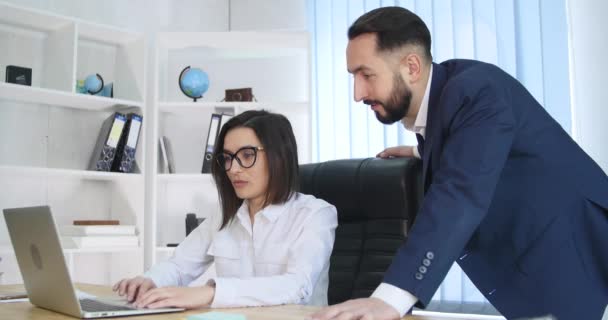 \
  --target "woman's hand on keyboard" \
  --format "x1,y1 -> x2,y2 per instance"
112,276 -> 157,303
133,285 -> 215,309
